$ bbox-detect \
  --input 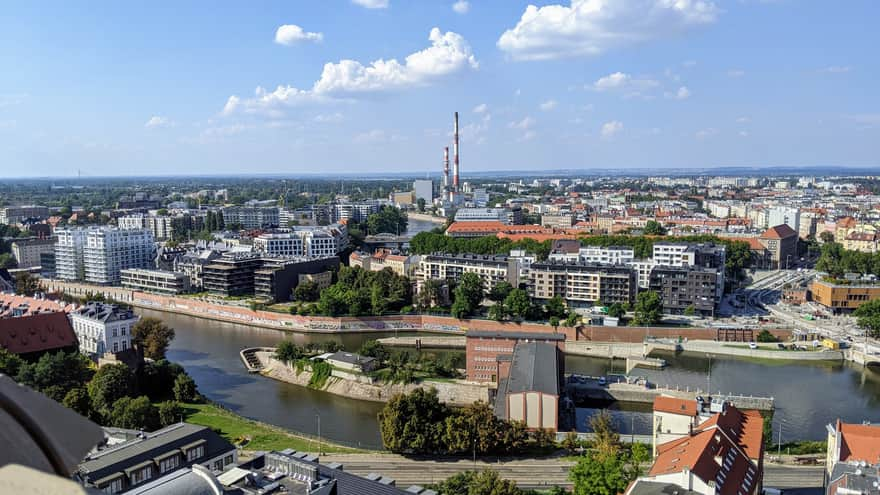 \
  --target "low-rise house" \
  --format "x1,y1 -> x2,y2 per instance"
69,302 -> 137,358
324,351 -> 378,373
0,311 -> 78,360
652,396 -> 701,457
825,420 -> 880,495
